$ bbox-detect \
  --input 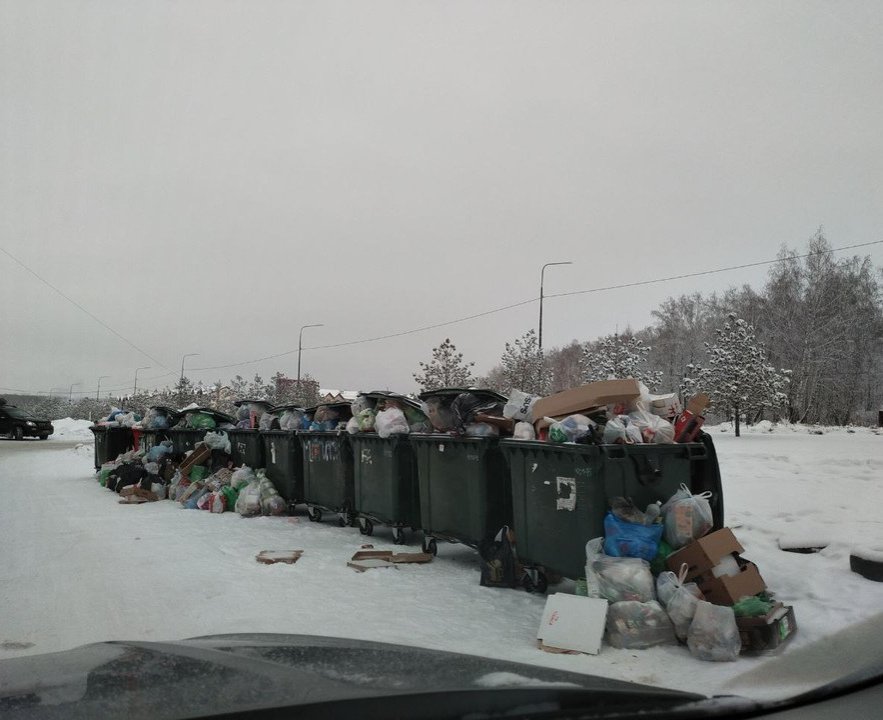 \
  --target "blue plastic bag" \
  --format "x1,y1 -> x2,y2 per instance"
603,511 -> 663,561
